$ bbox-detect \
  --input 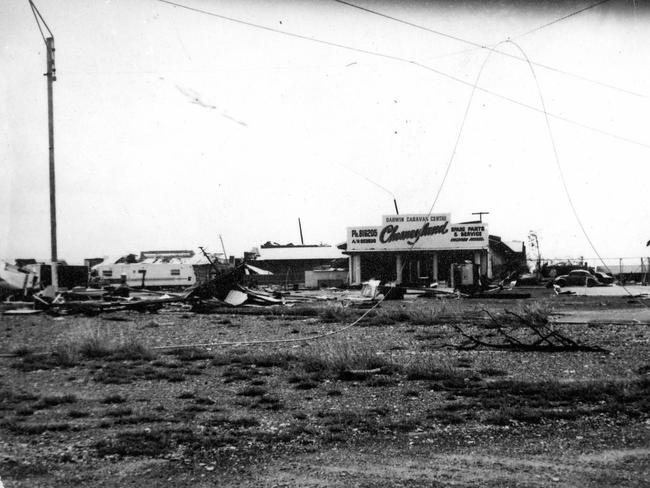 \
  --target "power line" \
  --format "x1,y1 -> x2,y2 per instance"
422,1 -> 612,63
28,0 -> 53,45
333,0 -> 645,99
514,0 -> 612,39
499,39 -> 647,306
156,0 -> 650,151
334,162 -> 397,200
425,37 -> 490,215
